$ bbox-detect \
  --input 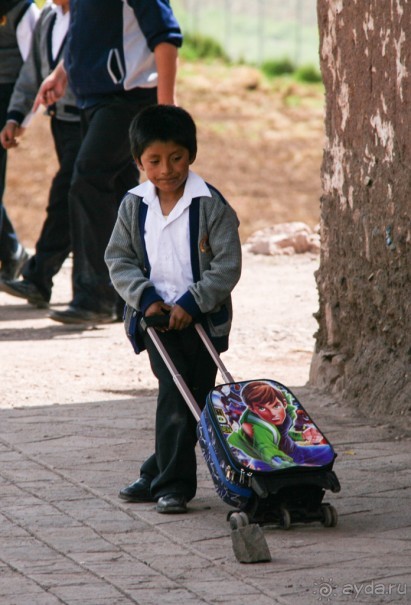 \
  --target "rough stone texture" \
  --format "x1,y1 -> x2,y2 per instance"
311,0 -> 411,416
